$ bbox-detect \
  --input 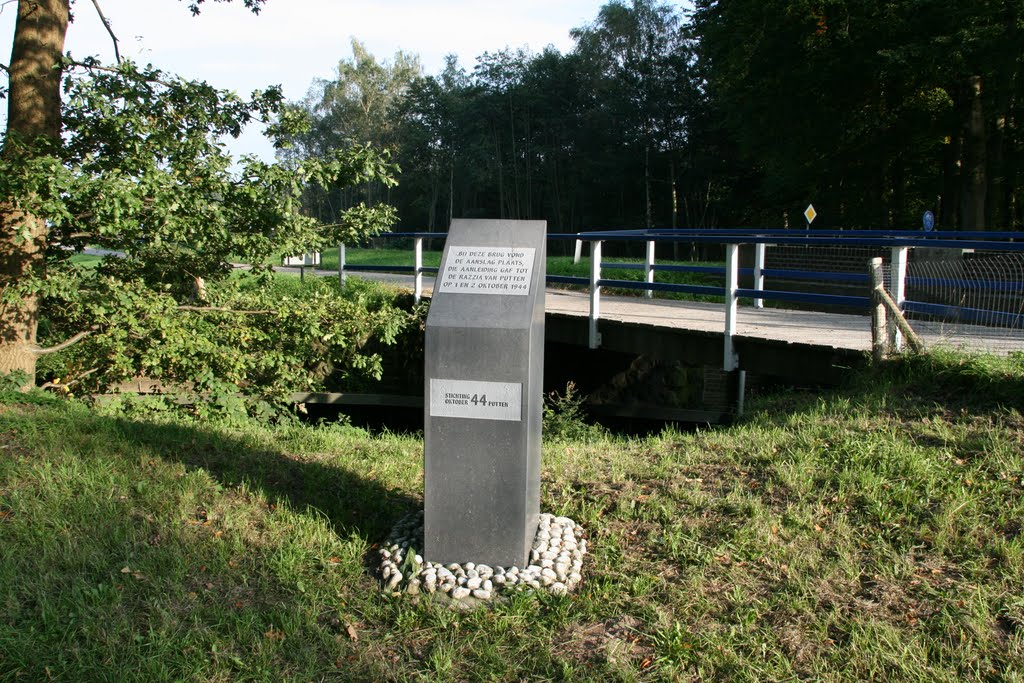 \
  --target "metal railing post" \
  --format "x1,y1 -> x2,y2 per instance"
338,243 -> 346,288
889,246 -> 908,351
753,242 -> 766,309
644,239 -> 655,299
414,237 -> 424,303
724,243 -> 739,371
589,240 -> 603,348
